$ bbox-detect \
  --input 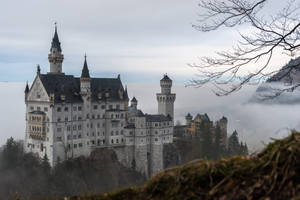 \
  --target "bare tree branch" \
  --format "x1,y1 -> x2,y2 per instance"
190,0 -> 300,97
